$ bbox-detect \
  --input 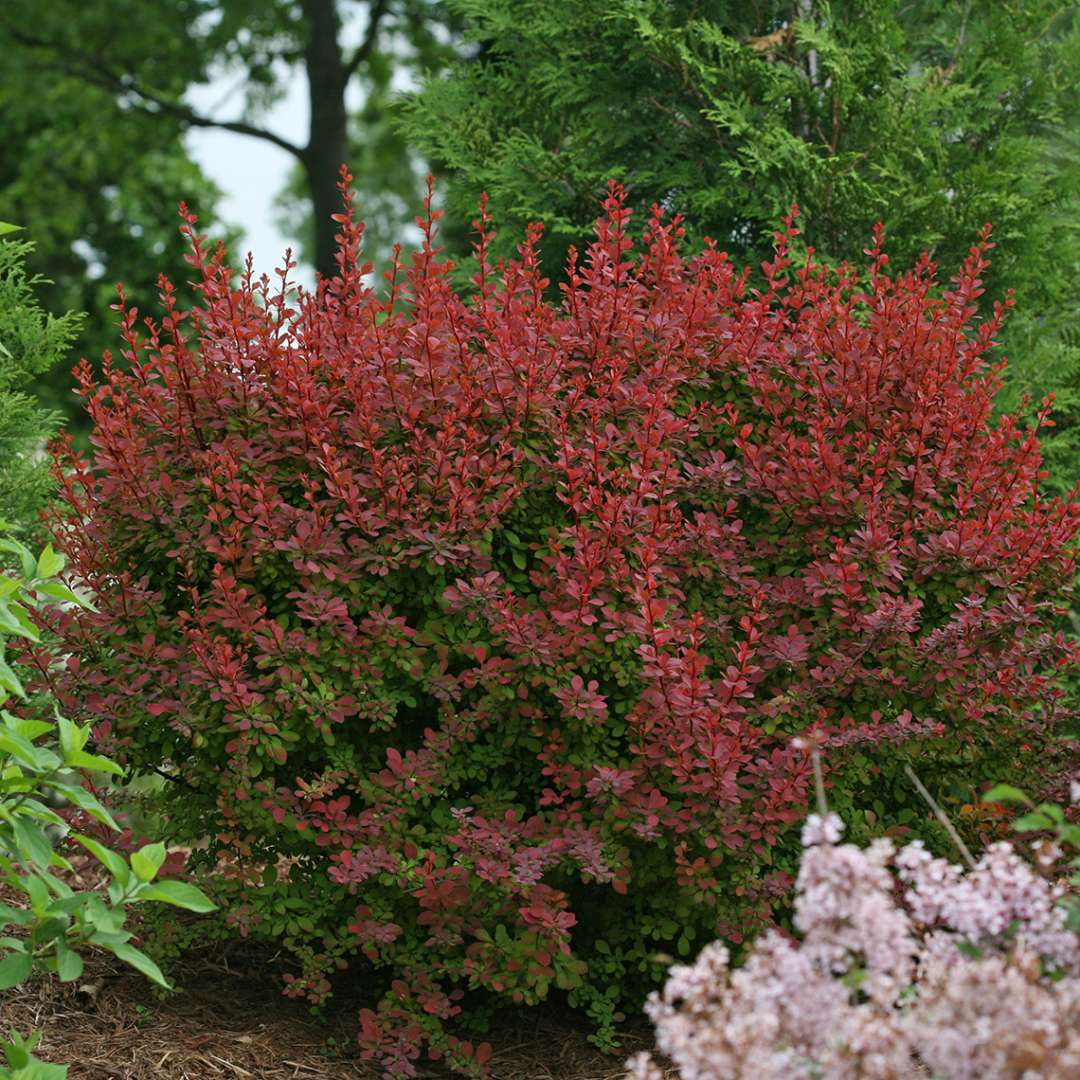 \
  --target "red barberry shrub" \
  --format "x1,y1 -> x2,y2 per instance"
49,175 -> 1078,1075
